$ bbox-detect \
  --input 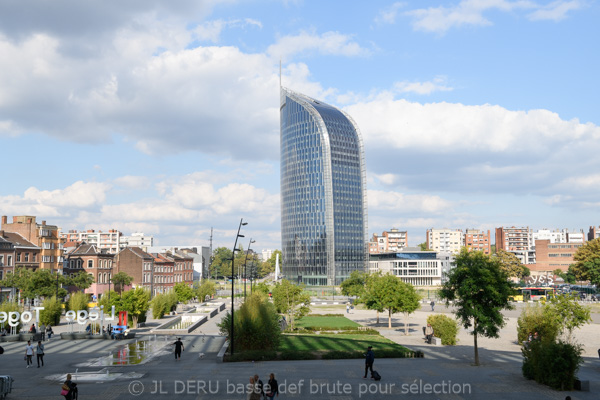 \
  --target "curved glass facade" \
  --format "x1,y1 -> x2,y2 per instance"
280,87 -> 368,286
